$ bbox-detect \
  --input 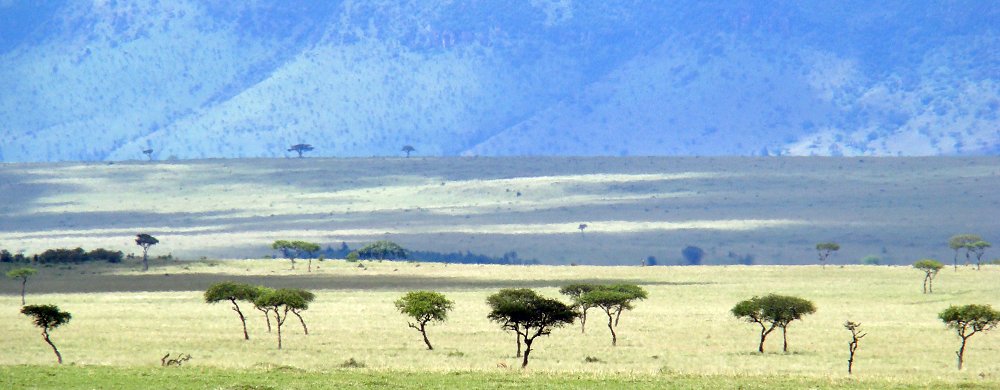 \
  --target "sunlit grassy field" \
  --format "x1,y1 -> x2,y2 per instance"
2,157 -> 999,264
2,260 -> 999,388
